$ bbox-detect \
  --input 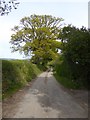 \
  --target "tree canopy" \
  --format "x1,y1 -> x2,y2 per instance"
59,25 -> 89,88
60,25 -> 89,66
10,14 -> 63,65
